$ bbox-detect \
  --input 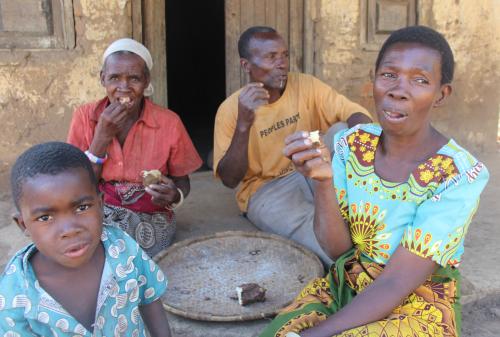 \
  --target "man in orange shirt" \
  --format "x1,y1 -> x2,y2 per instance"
214,27 -> 371,264
68,38 -> 202,257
